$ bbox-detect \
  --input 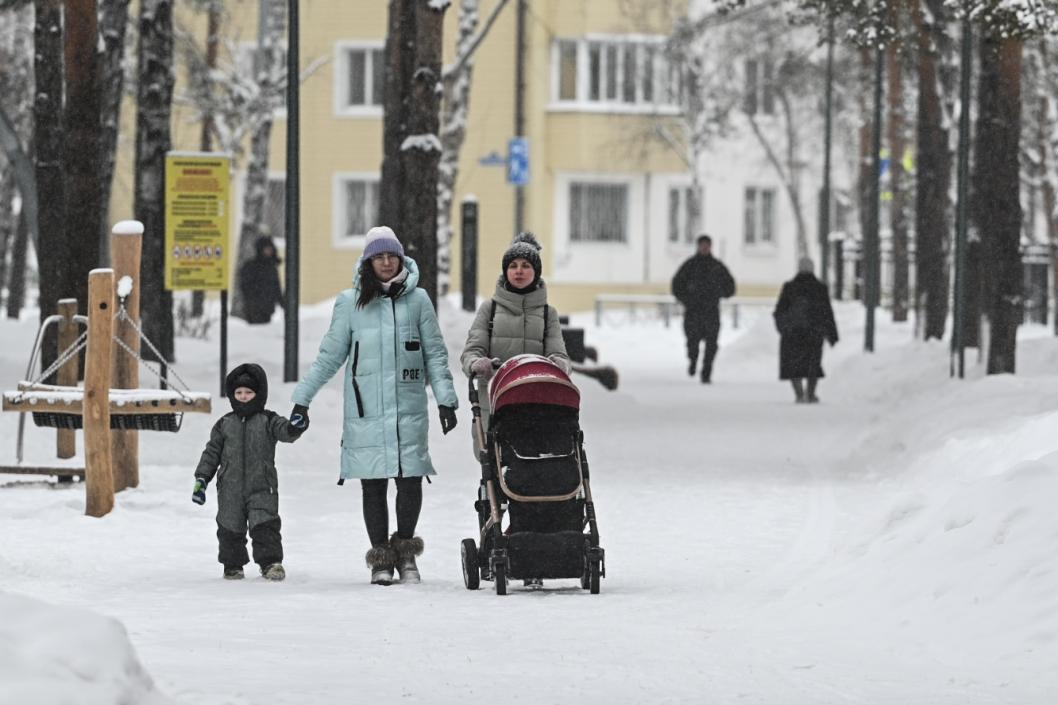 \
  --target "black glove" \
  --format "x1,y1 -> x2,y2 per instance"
290,404 -> 309,432
438,405 -> 457,435
192,478 -> 208,505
